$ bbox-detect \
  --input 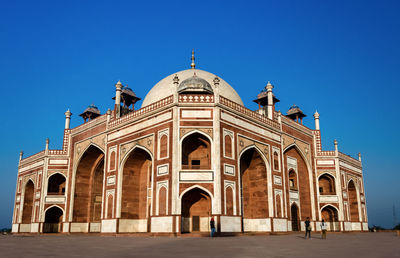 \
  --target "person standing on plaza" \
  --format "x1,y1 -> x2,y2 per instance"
321,219 -> 327,239
210,217 -> 216,237
305,217 -> 312,239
